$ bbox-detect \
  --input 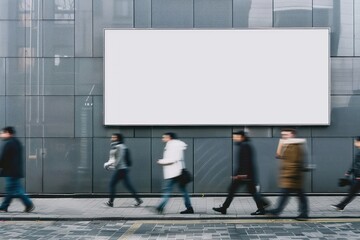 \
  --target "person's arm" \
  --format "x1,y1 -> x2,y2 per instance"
276,139 -> 284,159
104,158 -> 115,168
113,145 -> 125,167
345,154 -> 357,176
